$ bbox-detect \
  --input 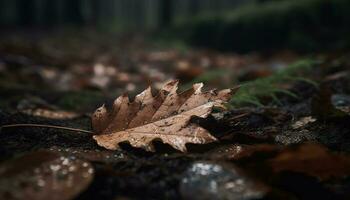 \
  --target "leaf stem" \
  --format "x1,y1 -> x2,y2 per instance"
0,124 -> 93,134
